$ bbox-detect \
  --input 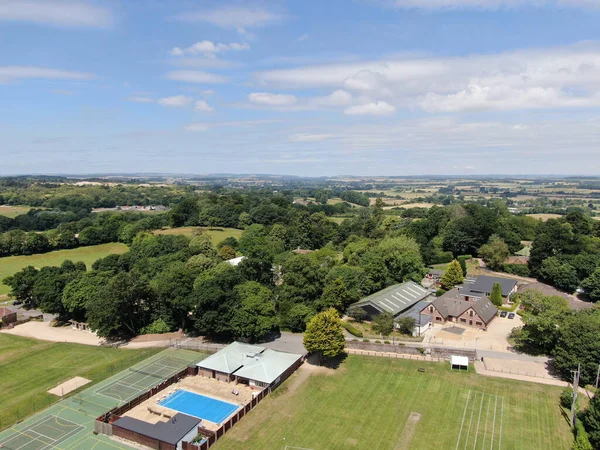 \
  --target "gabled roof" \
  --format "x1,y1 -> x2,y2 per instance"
112,413 -> 200,445
424,292 -> 497,324
469,276 -> 517,297
197,342 -> 265,374
397,300 -> 432,326
348,281 -> 429,316
233,348 -> 302,384
0,307 -> 15,318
